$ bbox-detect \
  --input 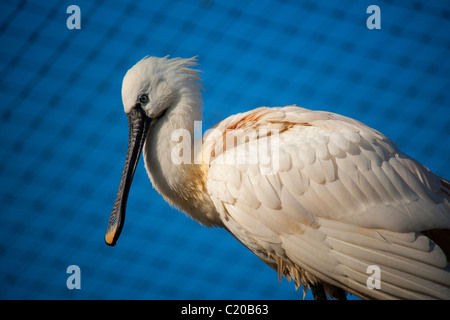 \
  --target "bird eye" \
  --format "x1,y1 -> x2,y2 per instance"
138,94 -> 149,104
